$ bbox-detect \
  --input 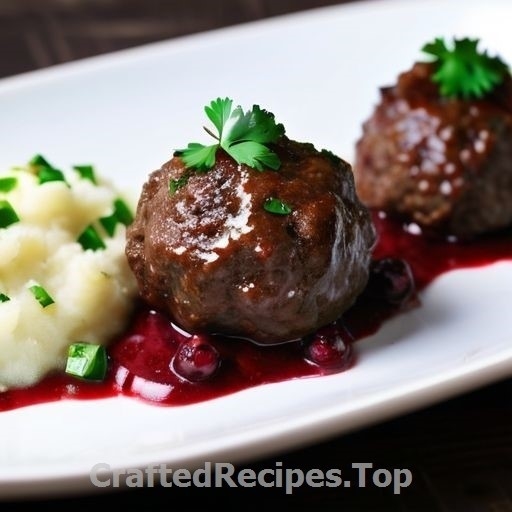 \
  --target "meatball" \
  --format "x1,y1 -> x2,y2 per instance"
354,61 -> 512,238
126,137 -> 376,345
